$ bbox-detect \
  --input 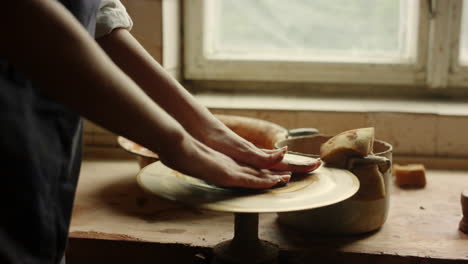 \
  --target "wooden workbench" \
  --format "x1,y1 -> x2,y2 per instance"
67,159 -> 468,264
